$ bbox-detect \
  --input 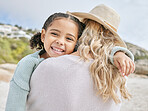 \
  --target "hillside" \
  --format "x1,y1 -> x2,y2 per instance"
0,24 -> 38,39
126,42 -> 148,75
0,37 -> 34,64
0,23 -> 37,64
126,42 -> 148,61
